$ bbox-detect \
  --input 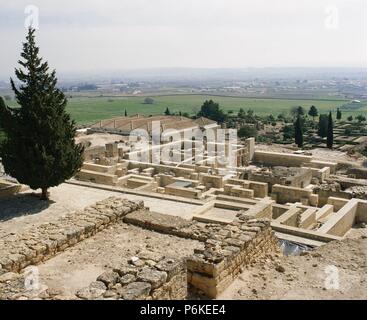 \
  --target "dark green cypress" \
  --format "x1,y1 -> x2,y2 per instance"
336,108 -> 342,120
0,28 -> 84,200
327,112 -> 333,149
318,114 -> 328,137
294,115 -> 303,148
